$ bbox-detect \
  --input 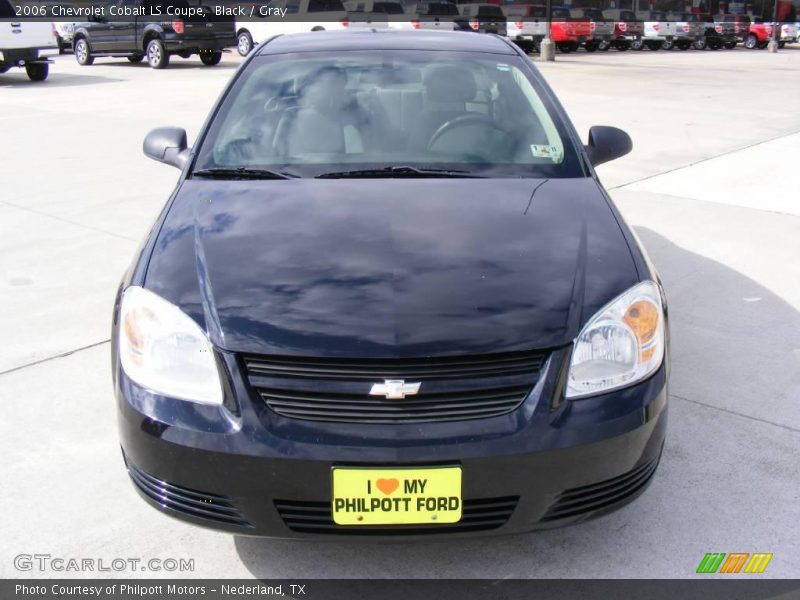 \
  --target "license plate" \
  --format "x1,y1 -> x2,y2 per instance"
332,466 -> 462,526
